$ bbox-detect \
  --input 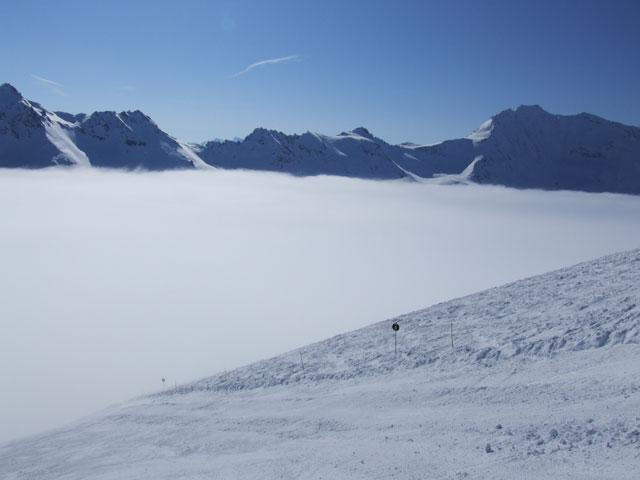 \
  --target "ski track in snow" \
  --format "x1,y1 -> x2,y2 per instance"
1,249 -> 639,479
